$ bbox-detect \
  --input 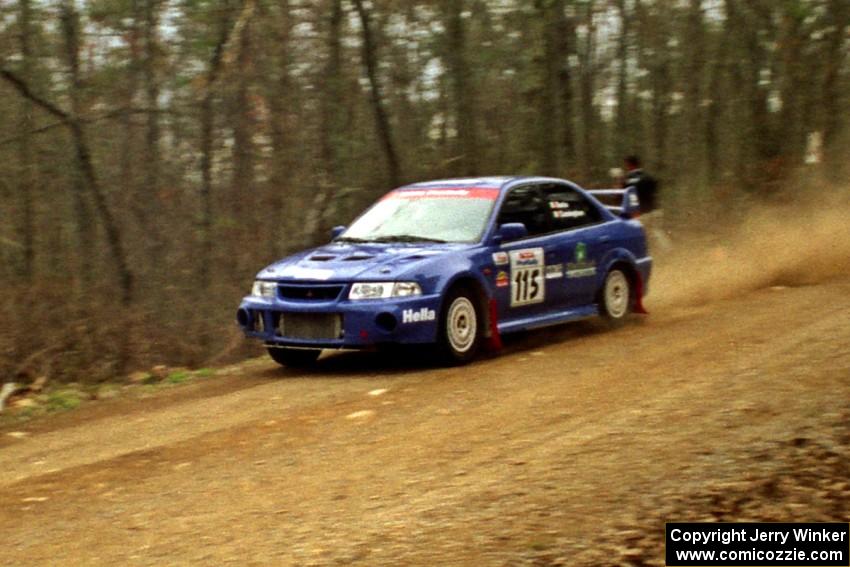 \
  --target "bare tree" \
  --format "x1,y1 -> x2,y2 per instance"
577,0 -> 599,179
60,0 -> 96,290
198,0 -> 243,289
443,0 -> 480,176
16,0 -> 34,281
265,0 -> 295,259
0,68 -> 134,305
821,0 -> 850,175
613,0 -> 630,165
351,0 -> 402,187
143,0 -> 161,204
535,0 -> 560,176
553,0 -> 577,172
681,0 -> 706,185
